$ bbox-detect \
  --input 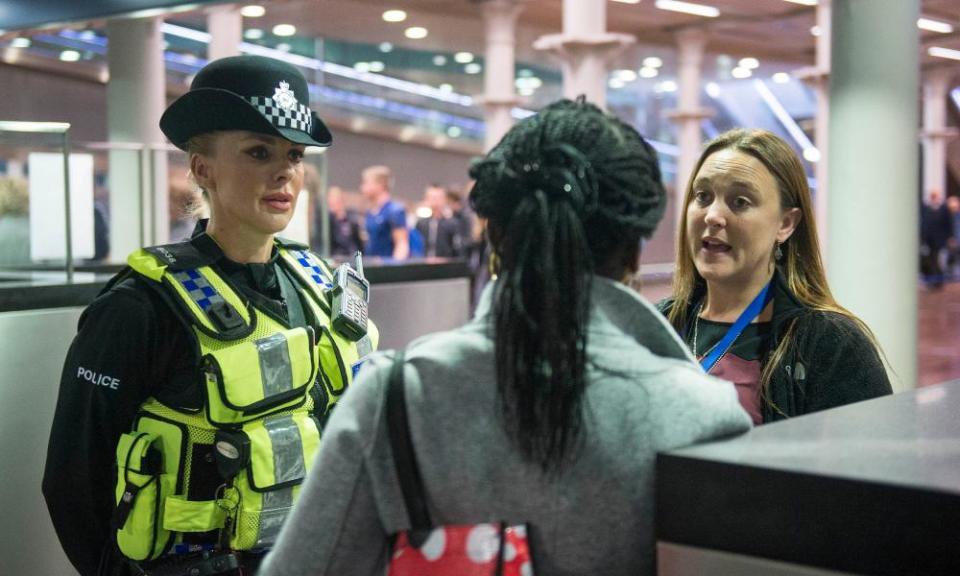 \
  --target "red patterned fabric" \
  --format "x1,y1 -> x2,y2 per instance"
389,523 -> 534,576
